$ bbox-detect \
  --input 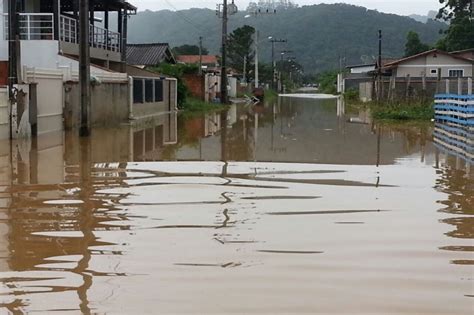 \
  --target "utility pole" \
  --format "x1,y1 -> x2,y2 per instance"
79,0 -> 91,137
8,0 -> 19,140
199,36 -> 203,76
245,8 -> 276,89
270,38 -> 287,90
377,29 -> 382,102
279,50 -> 293,93
220,0 -> 228,104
